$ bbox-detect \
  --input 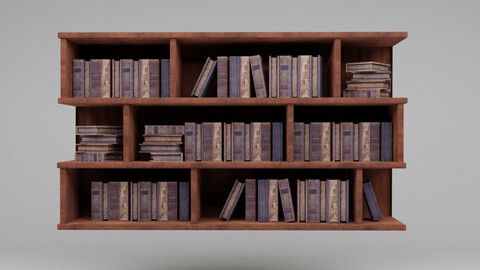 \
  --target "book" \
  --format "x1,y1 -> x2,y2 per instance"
152,182 -> 157,220
346,81 -> 390,90
179,182 -> 190,221
326,179 -> 340,223
354,123 -> 359,161
240,56 -> 250,98
219,179 -> 245,221
91,181 -> 103,221
370,122 -> 380,161
90,59 -> 111,98
278,179 -> 295,222
217,56 -> 228,98
380,122 -> 393,161
272,122 -> 283,161
80,135 -> 123,142
113,60 -> 120,98
245,124 -> 250,161
346,61 -> 390,72
167,182 -> 178,221
75,152 -> 122,162
138,181 -> 152,221
317,55 -> 324,97
297,180 -> 306,222
224,123 -> 231,161
157,182 -> 168,221
103,183 -> 108,220
202,122 -> 222,161
143,135 -> 182,143
250,122 -> 261,162
268,179 -> 279,222
132,182 -> 138,221
306,179 -> 320,222
76,126 -> 122,135
139,144 -> 182,152
76,144 -> 122,152
144,125 -> 184,135
232,122 -> 245,161
191,57 -> 217,97
292,57 -> 298,97
108,182 -> 129,221
310,122 -> 331,161
139,59 -> 159,98
363,181 -> 382,221
298,55 -> 312,98
312,56 -> 318,97
340,180 -> 350,223
343,89 -> 390,98
269,56 -> 277,98
150,152 -> 183,162
84,61 -> 90,97
184,122 -> 196,161
304,123 -> 310,161
196,124 -> 202,161
73,59 -> 85,97
340,122 -> 354,161
335,123 -> 340,161
320,180 -> 326,222
257,179 -> 268,222
245,179 -> 256,221
293,122 -> 305,161
133,60 -> 139,97
352,71 -> 391,80
250,55 -> 267,98
229,56 -> 240,98
278,55 -> 292,98
260,122 -> 272,161
161,59 -> 170,97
